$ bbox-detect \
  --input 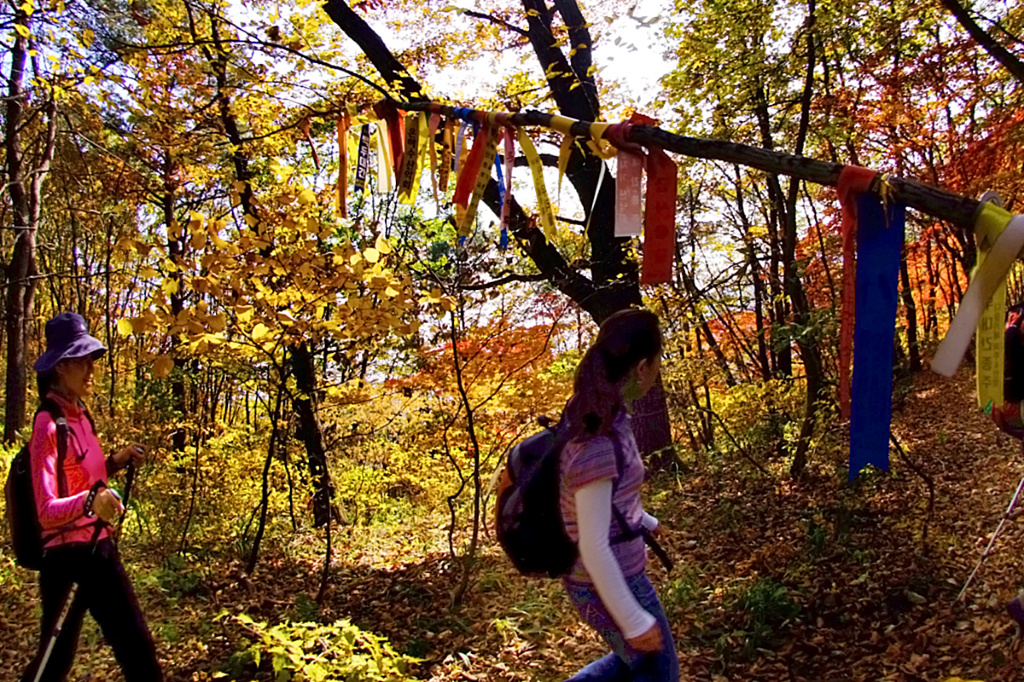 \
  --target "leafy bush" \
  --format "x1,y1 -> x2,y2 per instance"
224,613 -> 419,681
